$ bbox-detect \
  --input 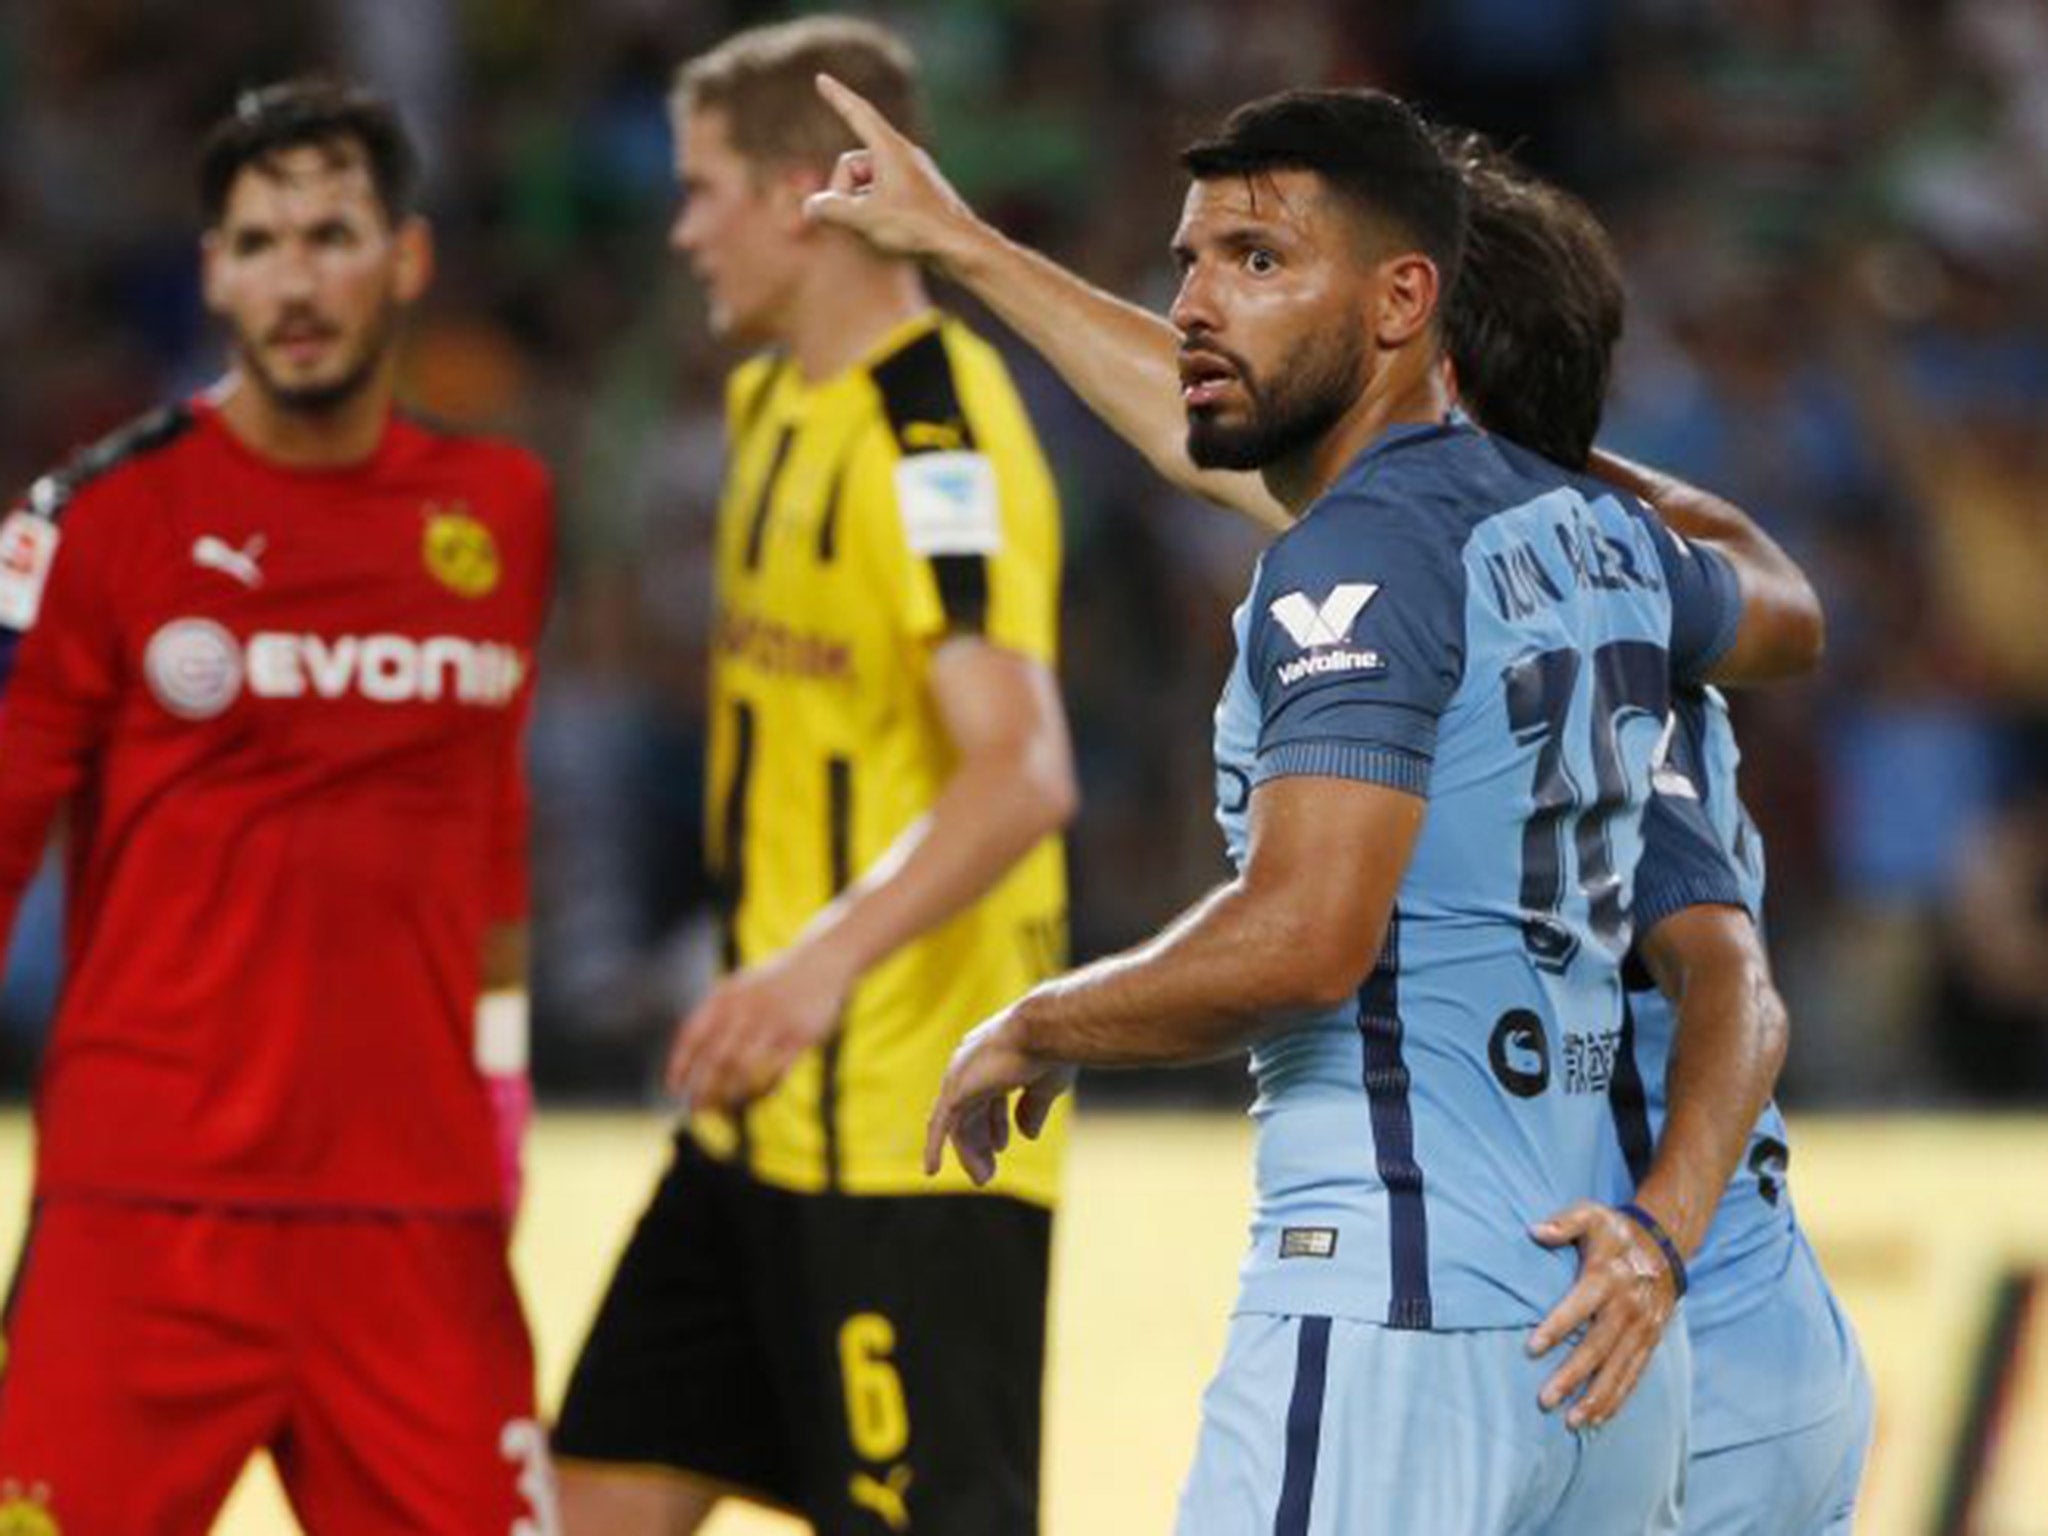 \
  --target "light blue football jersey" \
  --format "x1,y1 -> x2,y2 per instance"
1212,418 -> 1741,1329
1617,688 -> 1870,1457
